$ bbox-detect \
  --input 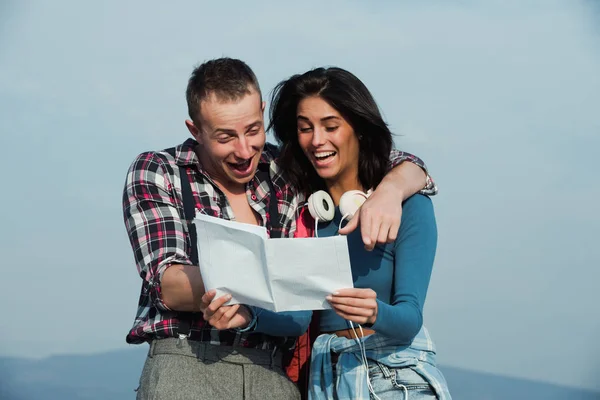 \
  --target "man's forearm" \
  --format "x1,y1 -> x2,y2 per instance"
161,264 -> 206,311
380,161 -> 428,201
